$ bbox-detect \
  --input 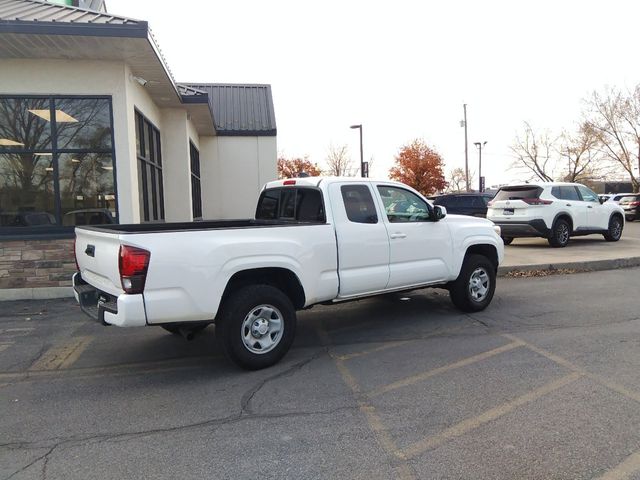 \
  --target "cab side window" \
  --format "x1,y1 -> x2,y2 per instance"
577,185 -> 598,202
341,185 -> 378,224
377,186 -> 431,223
